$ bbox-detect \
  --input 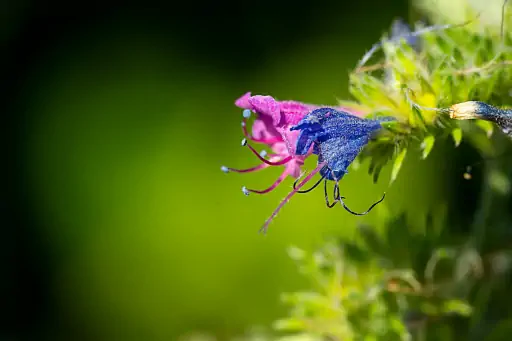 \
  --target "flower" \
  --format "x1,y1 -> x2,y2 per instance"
222,93 -> 371,233
222,92 -> 359,194
250,108 -> 391,232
